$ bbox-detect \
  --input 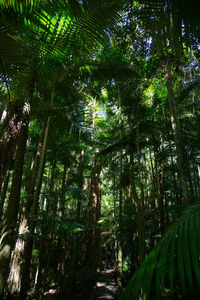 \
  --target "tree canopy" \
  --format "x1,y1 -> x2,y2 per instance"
0,1 -> 200,299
